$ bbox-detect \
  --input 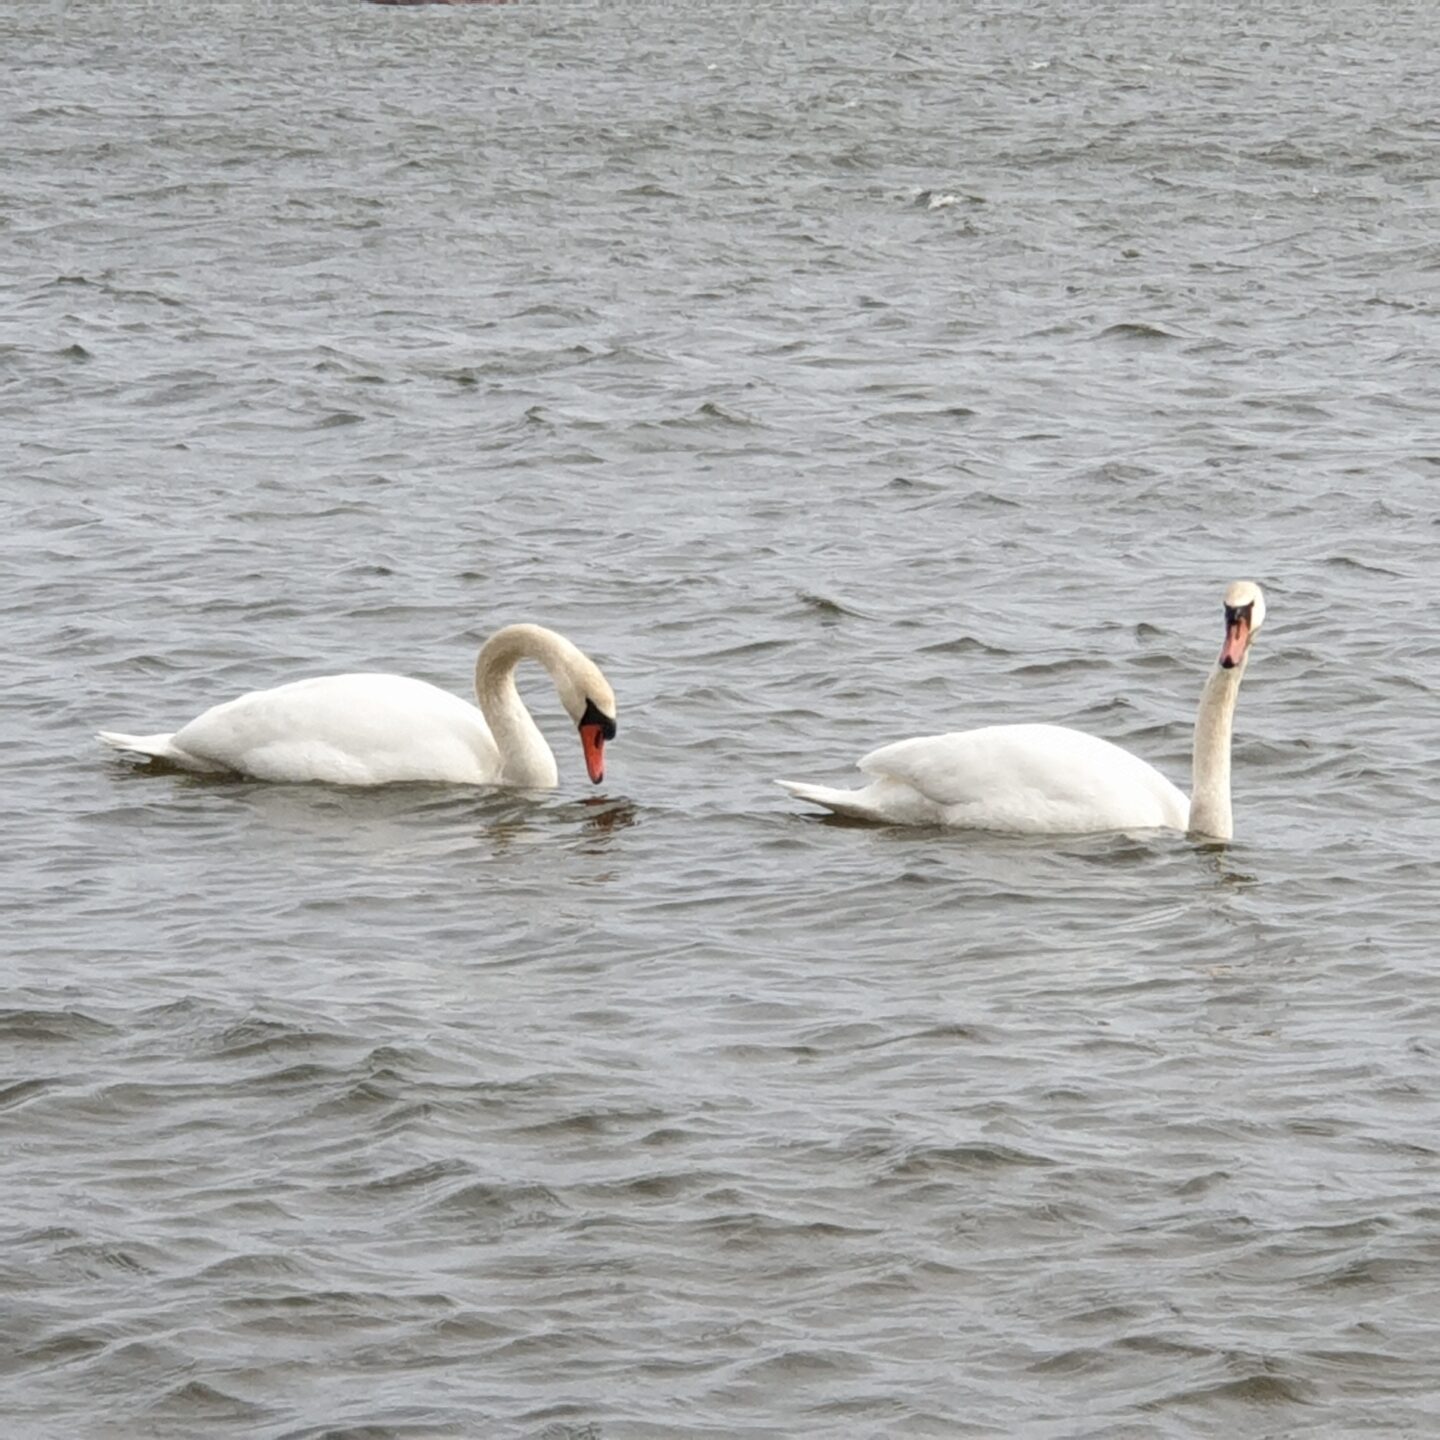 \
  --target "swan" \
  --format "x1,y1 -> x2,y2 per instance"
97,623 -> 617,788
777,581 -> 1265,839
